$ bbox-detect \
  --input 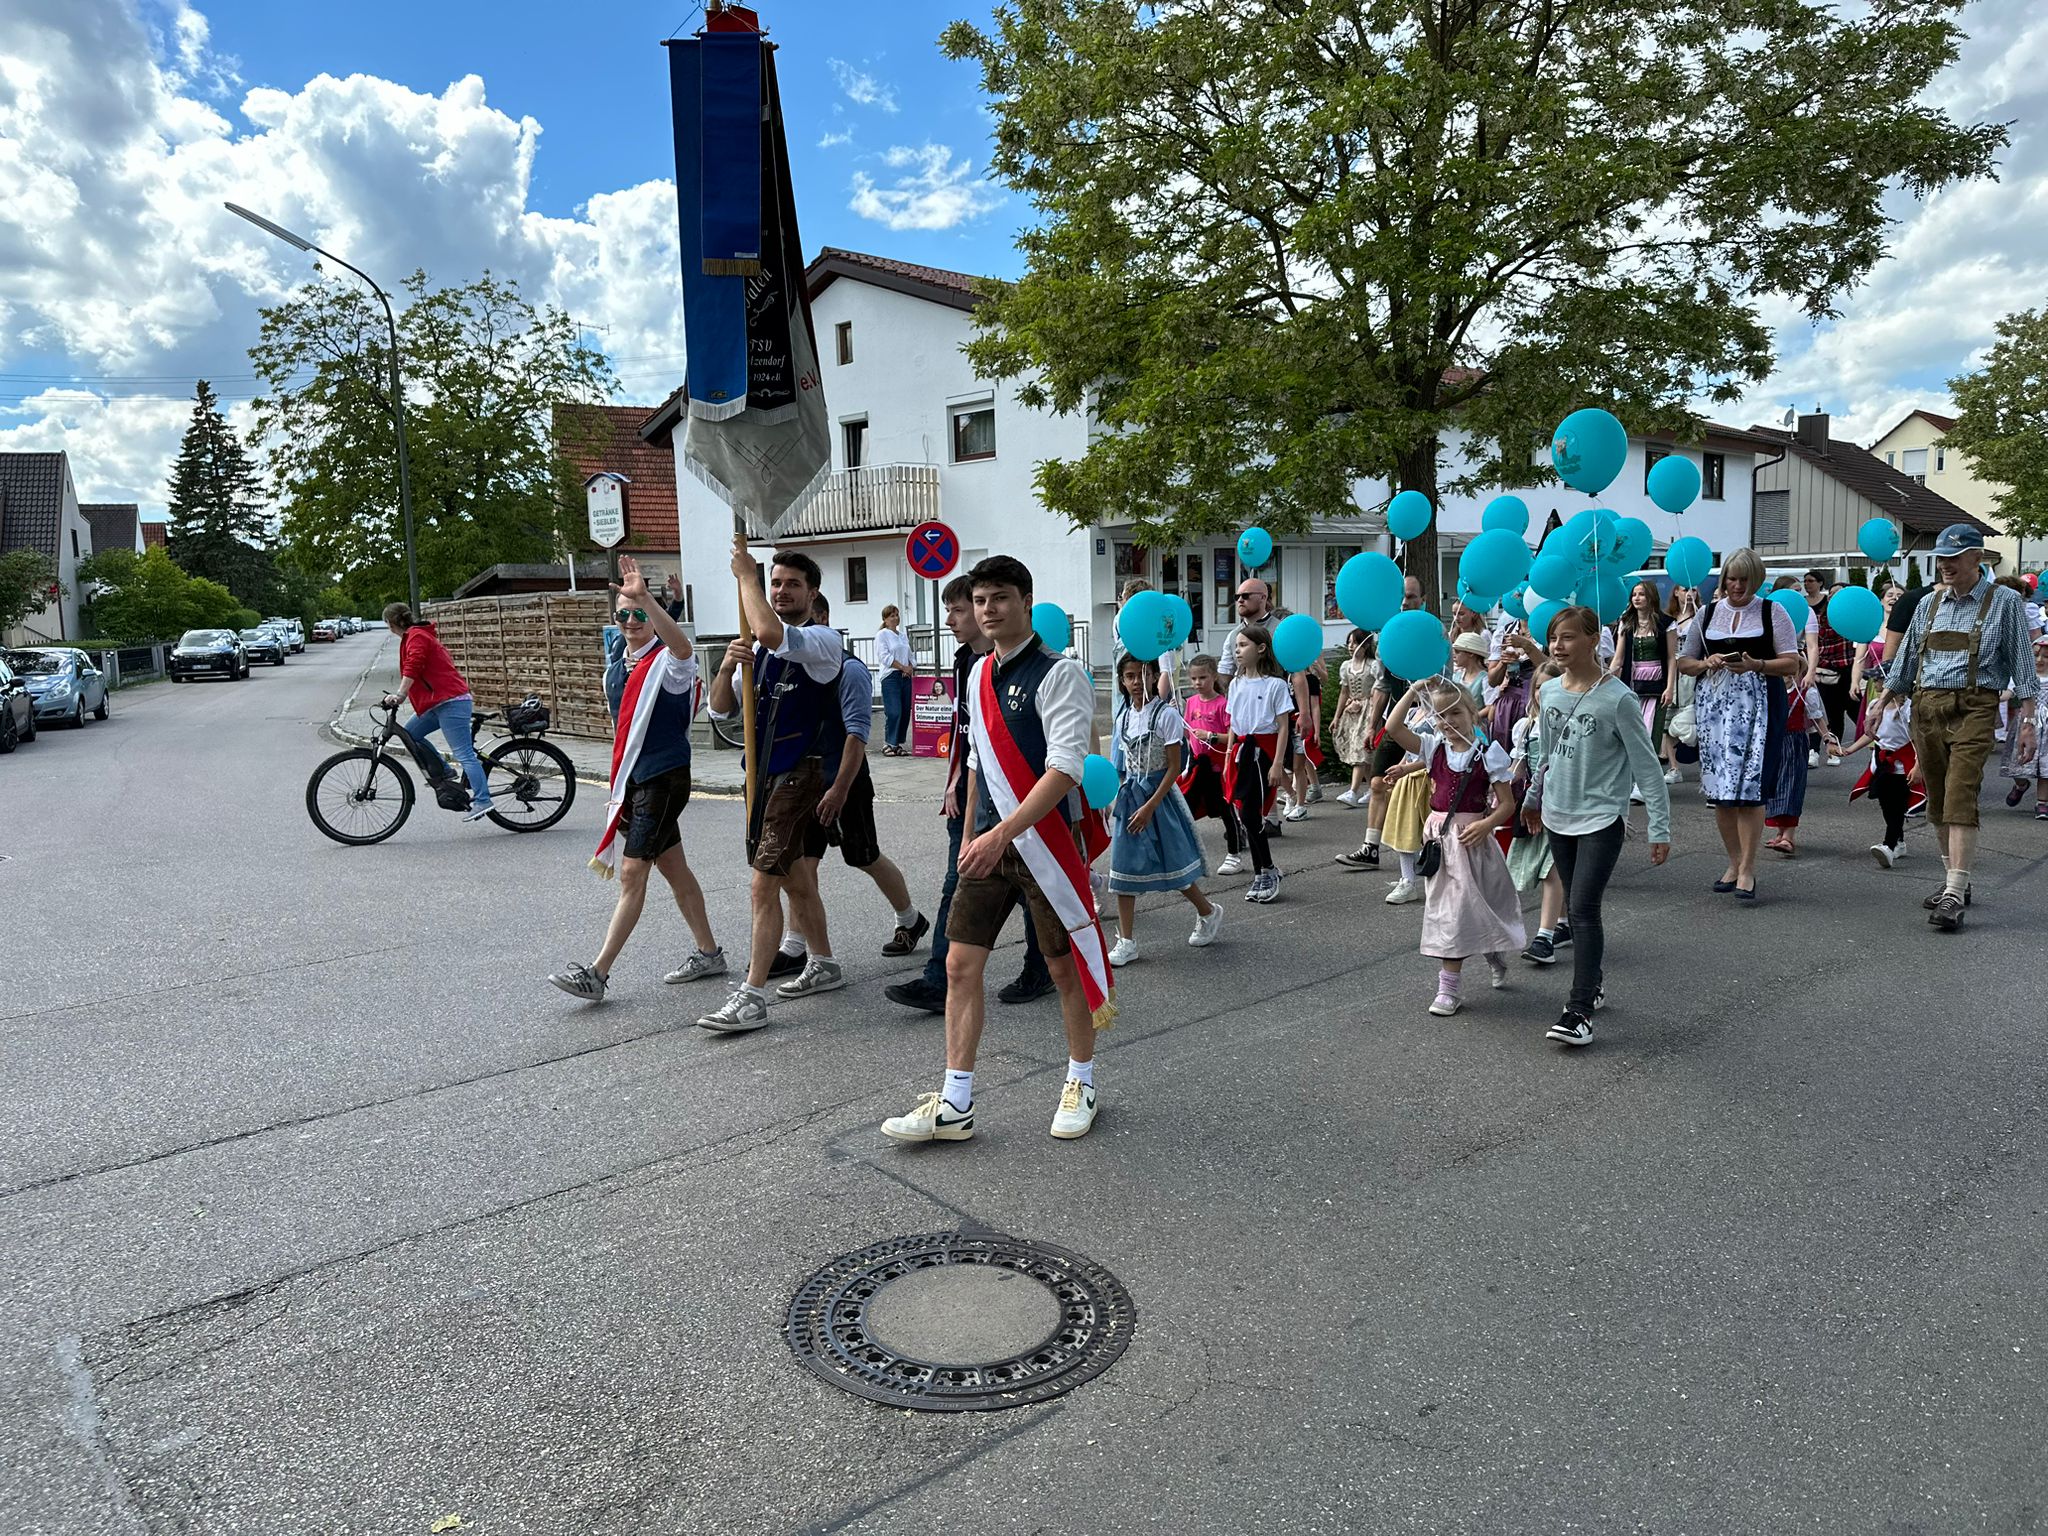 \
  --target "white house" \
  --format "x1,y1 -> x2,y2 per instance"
651,247 -> 1773,662
0,451 -> 92,644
